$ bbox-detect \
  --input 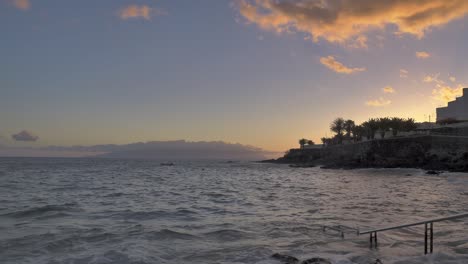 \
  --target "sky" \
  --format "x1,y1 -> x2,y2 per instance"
1,0 -> 468,152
